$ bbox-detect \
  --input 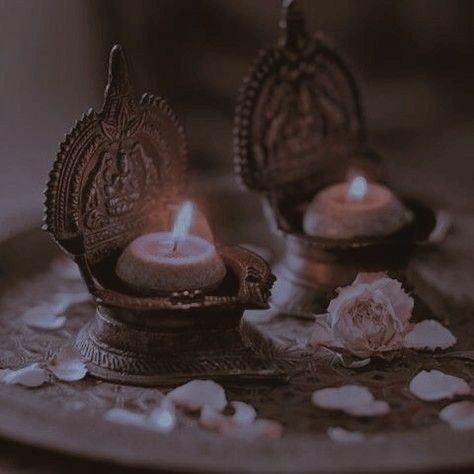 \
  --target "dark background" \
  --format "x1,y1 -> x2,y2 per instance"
1,0 -> 473,237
